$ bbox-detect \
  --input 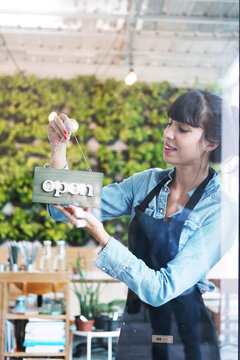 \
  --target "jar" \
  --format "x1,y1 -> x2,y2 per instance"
40,240 -> 52,271
53,240 -> 66,271
14,296 -> 26,314
39,298 -> 53,314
